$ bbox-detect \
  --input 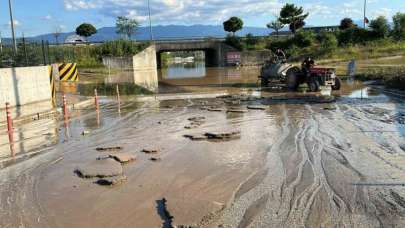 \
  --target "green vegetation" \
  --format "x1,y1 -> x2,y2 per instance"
339,18 -> 356,30
369,16 -> 390,38
0,40 -> 149,68
279,3 -> 308,34
76,23 -> 97,38
267,20 -> 284,37
223,17 -> 244,36
393,12 -> 405,39
96,40 -> 150,57
116,16 -> 139,40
